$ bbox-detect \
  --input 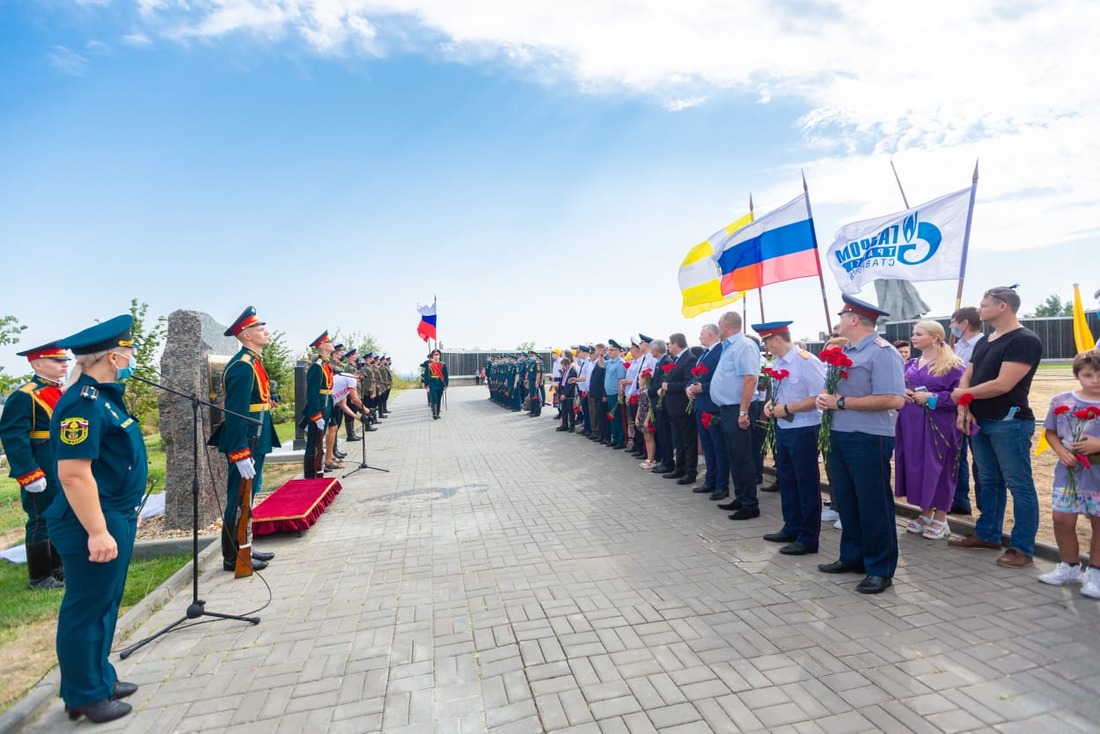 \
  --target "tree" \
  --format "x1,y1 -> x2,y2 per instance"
1027,293 -> 1073,318
331,329 -> 384,357
126,299 -> 167,426
516,340 -> 535,352
262,331 -> 296,424
0,315 -> 29,395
